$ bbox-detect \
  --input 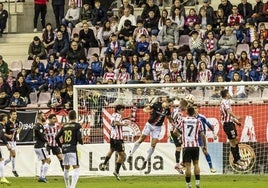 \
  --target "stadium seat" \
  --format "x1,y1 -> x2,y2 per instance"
87,47 -> 100,60
22,60 -> 33,70
179,35 -> 190,46
261,88 -> 268,101
38,92 -> 51,108
71,27 -> 82,39
9,60 -> 22,71
26,92 -> 39,108
40,59 -> 48,68
100,47 -> 107,59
